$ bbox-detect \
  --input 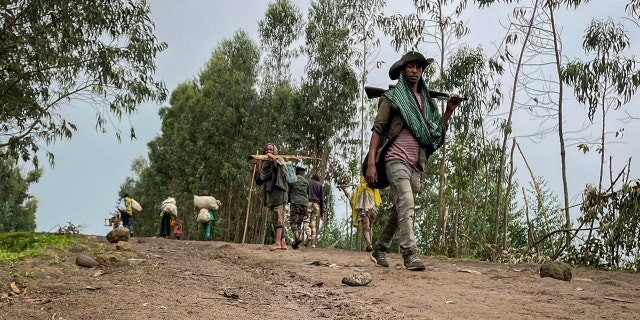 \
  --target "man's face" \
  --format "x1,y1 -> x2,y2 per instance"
404,62 -> 423,85
265,144 -> 275,154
